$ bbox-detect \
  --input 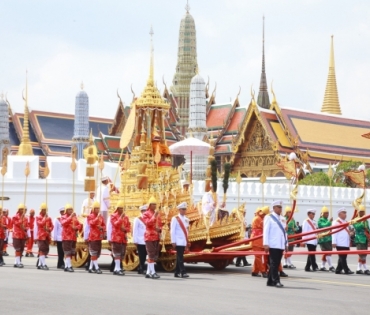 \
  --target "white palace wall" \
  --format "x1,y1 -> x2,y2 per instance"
1,156 -> 368,224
